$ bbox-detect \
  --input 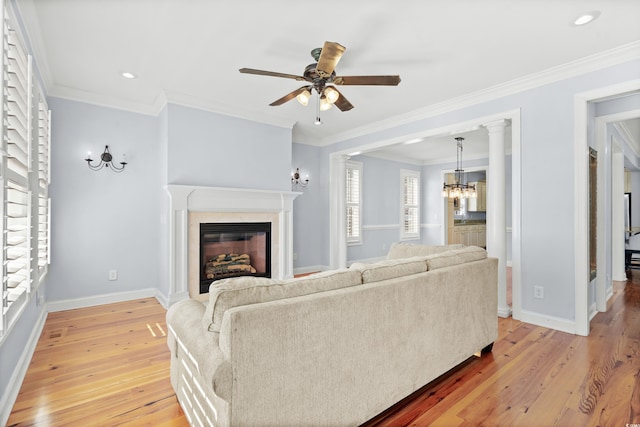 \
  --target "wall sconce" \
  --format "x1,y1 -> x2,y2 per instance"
85,145 -> 127,172
291,168 -> 309,187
